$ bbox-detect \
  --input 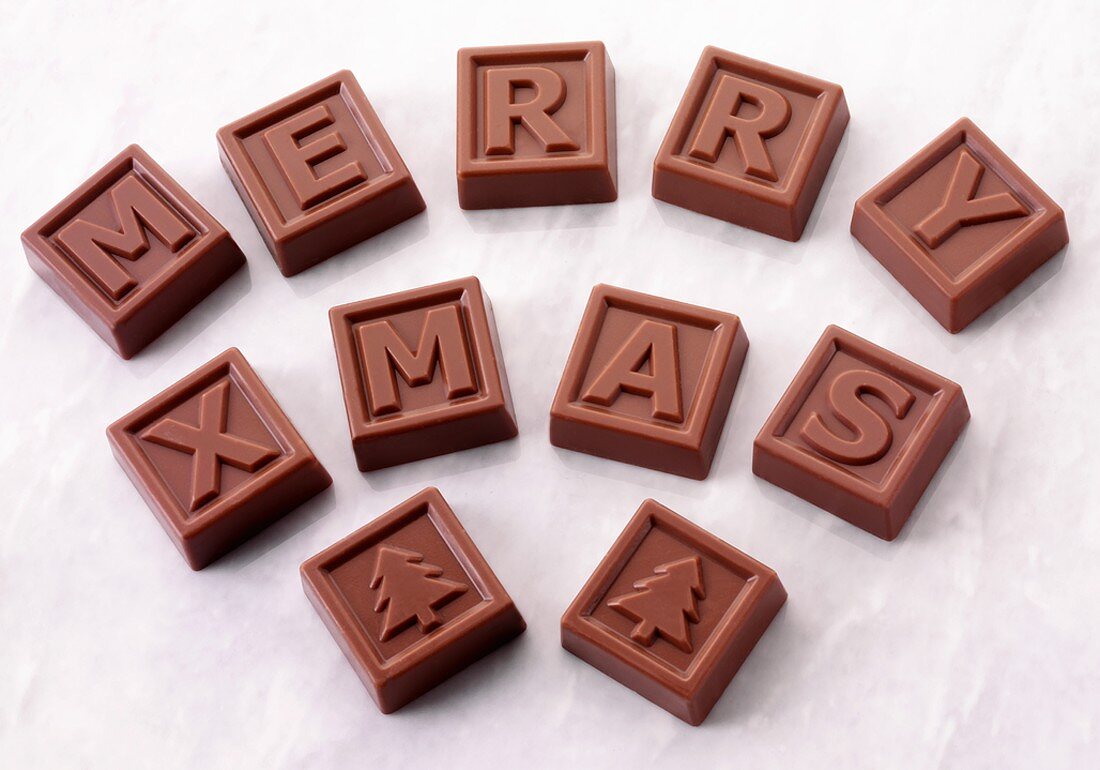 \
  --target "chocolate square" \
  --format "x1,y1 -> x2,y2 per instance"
218,70 -> 425,276
457,41 -> 617,209
22,144 -> 244,359
851,117 -> 1069,333
330,276 -> 518,471
107,348 -> 331,569
561,499 -> 786,725
753,325 -> 969,540
550,284 -> 748,479
300,487 -> 525,713
653,46 -> 849,241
